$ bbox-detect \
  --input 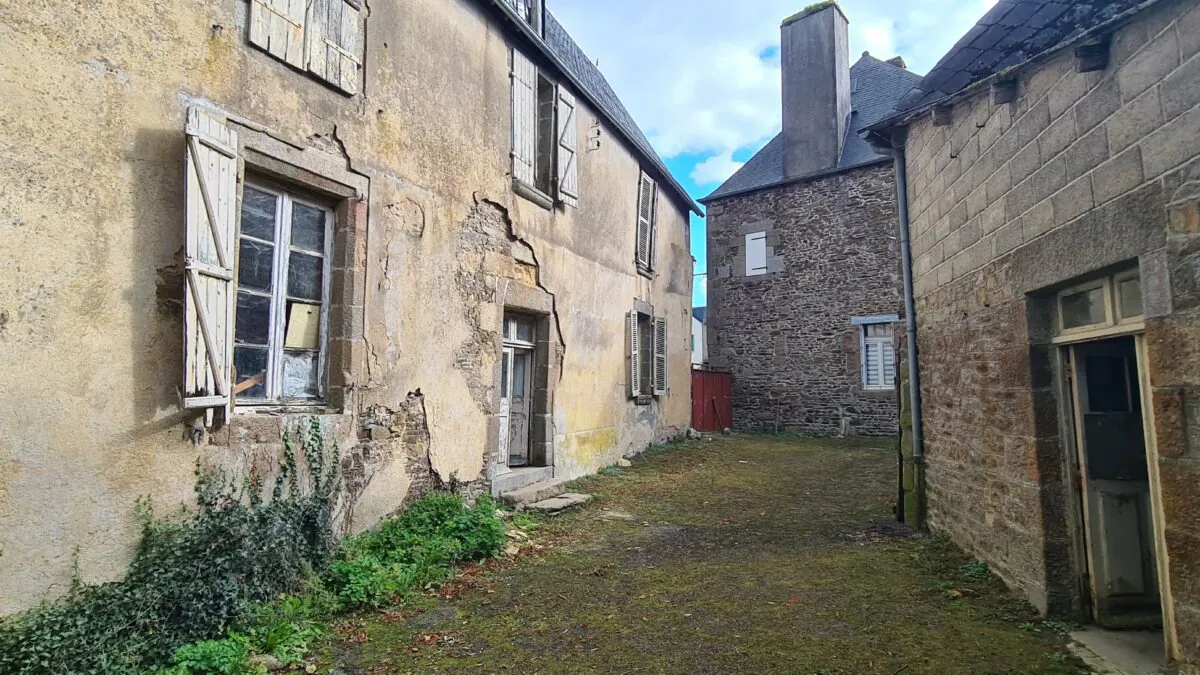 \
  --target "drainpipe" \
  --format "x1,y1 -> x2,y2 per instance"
892,129 -> 927,529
